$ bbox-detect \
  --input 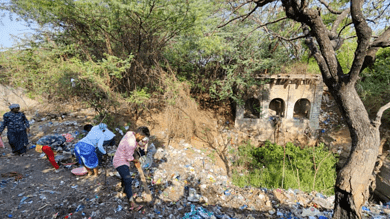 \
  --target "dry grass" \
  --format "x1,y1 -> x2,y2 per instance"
163,77 -> 202,141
